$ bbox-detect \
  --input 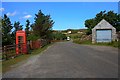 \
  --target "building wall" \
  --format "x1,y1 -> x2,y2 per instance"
92,19 -> 116,43
92,28 -> 116,43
